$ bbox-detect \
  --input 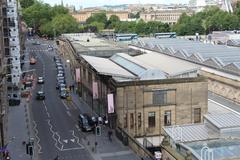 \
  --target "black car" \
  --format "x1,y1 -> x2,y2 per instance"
78,114 -> 95,132
36,91 -> 45,100
57,66 -> 64,71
